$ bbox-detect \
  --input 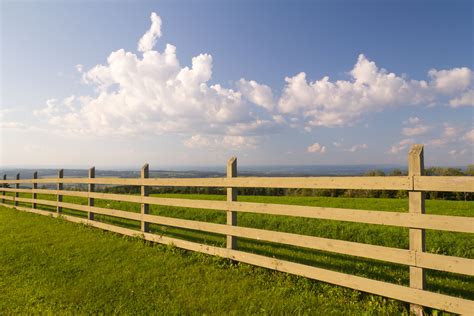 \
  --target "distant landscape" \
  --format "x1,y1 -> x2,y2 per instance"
1,164 -> 472,178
